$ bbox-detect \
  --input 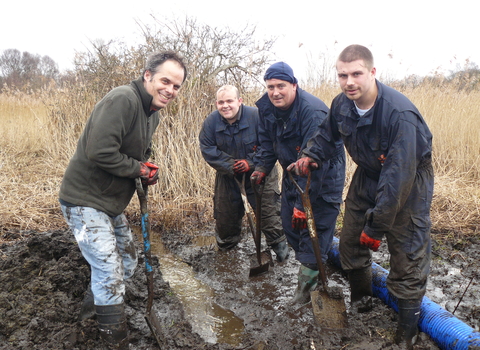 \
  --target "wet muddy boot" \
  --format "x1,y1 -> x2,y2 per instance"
78,284 -> 96,321
395,299 -> 422,350
291,264 -> 319,305
96,304 -> 129,350
271,240 -> 290,262
348,266 -> 373,313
